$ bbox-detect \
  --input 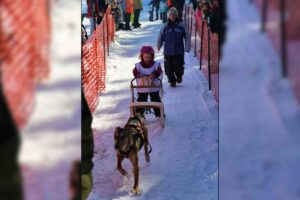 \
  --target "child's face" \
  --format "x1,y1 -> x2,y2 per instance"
142,53 -> 153,64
